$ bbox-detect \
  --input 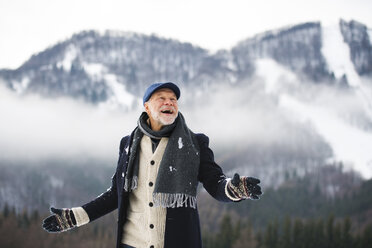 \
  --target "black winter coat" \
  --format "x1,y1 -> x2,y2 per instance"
81,131 -> 233,248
